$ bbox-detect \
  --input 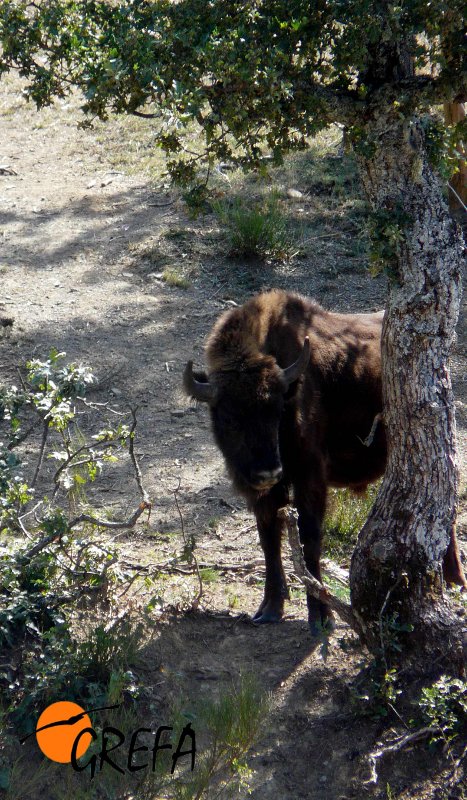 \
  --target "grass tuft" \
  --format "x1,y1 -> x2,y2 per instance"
162,268 -> 190,289
213,191 -> 296,262
199,567 -> 219,584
